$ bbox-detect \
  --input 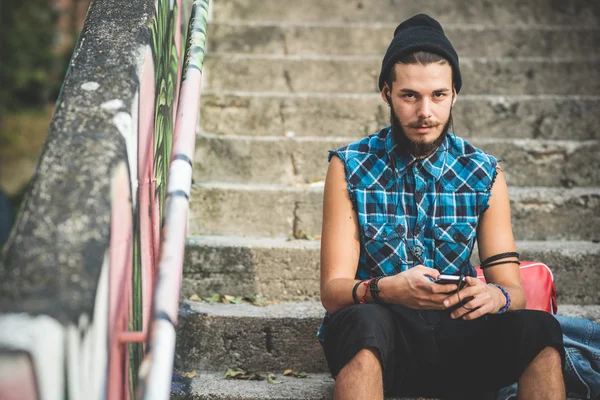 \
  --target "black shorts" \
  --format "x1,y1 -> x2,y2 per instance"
321,304 -> 564,398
